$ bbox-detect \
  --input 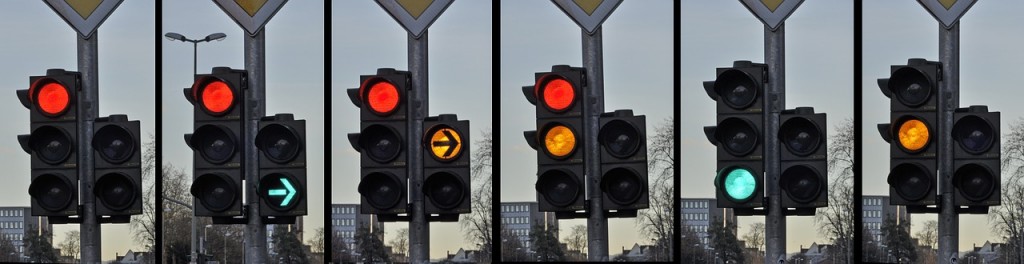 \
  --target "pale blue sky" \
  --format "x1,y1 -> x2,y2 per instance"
681,0 -> 853,254
0,1 -> 155,261
332,1 -> 493,260
863,0 -> 1024,253
500,0 -> 674,257
162,0 -> 325,256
